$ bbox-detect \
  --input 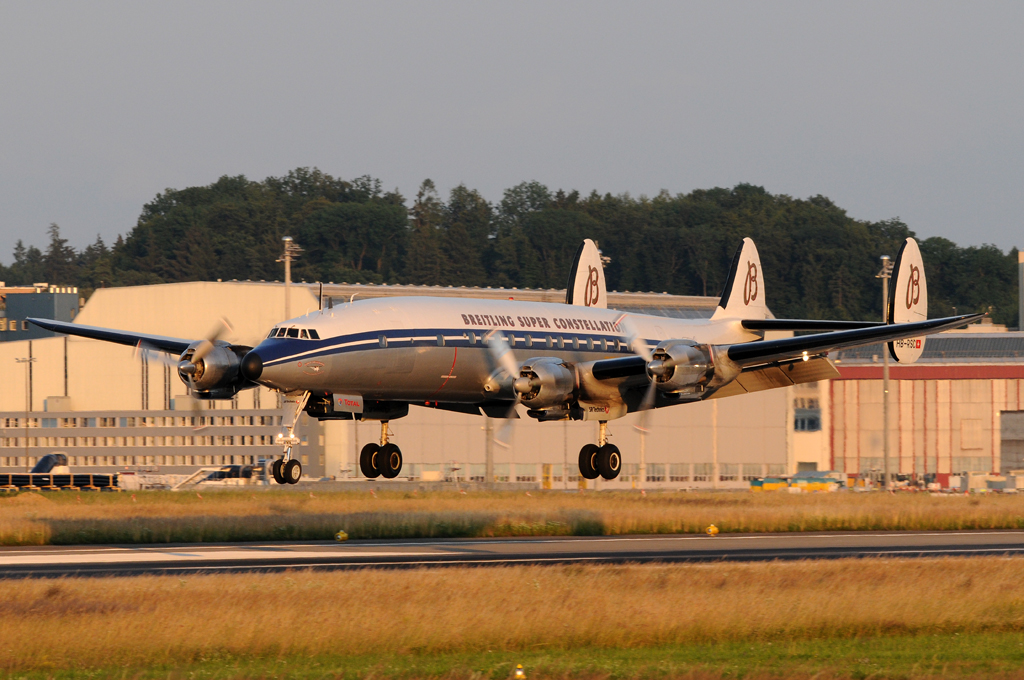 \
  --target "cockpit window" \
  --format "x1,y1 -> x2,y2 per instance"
269,327 -> 319,340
